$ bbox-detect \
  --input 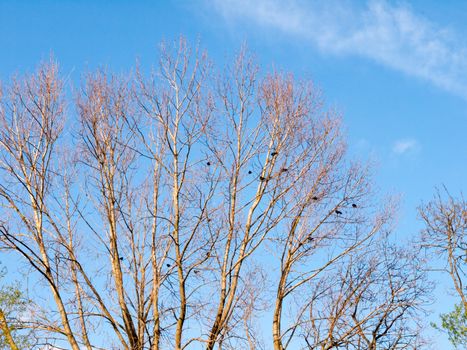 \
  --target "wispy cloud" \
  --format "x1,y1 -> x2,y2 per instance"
392,138 -> 420,155
212,0 -> 467,99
